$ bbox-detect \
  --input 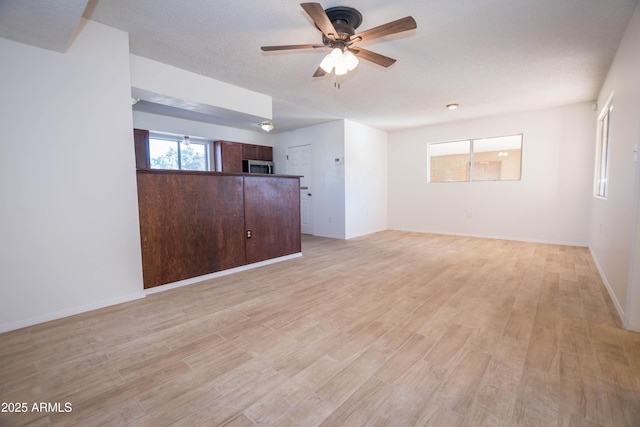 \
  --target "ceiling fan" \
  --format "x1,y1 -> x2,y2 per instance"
261,3 -> 417,78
